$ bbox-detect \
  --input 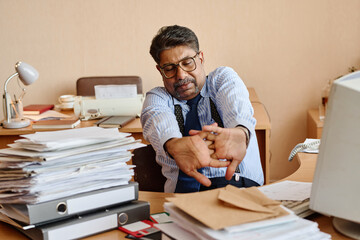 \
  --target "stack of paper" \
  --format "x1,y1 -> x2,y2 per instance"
0,127 -> 145,204
258,180 -> 314,218
157,185 -> 330,240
